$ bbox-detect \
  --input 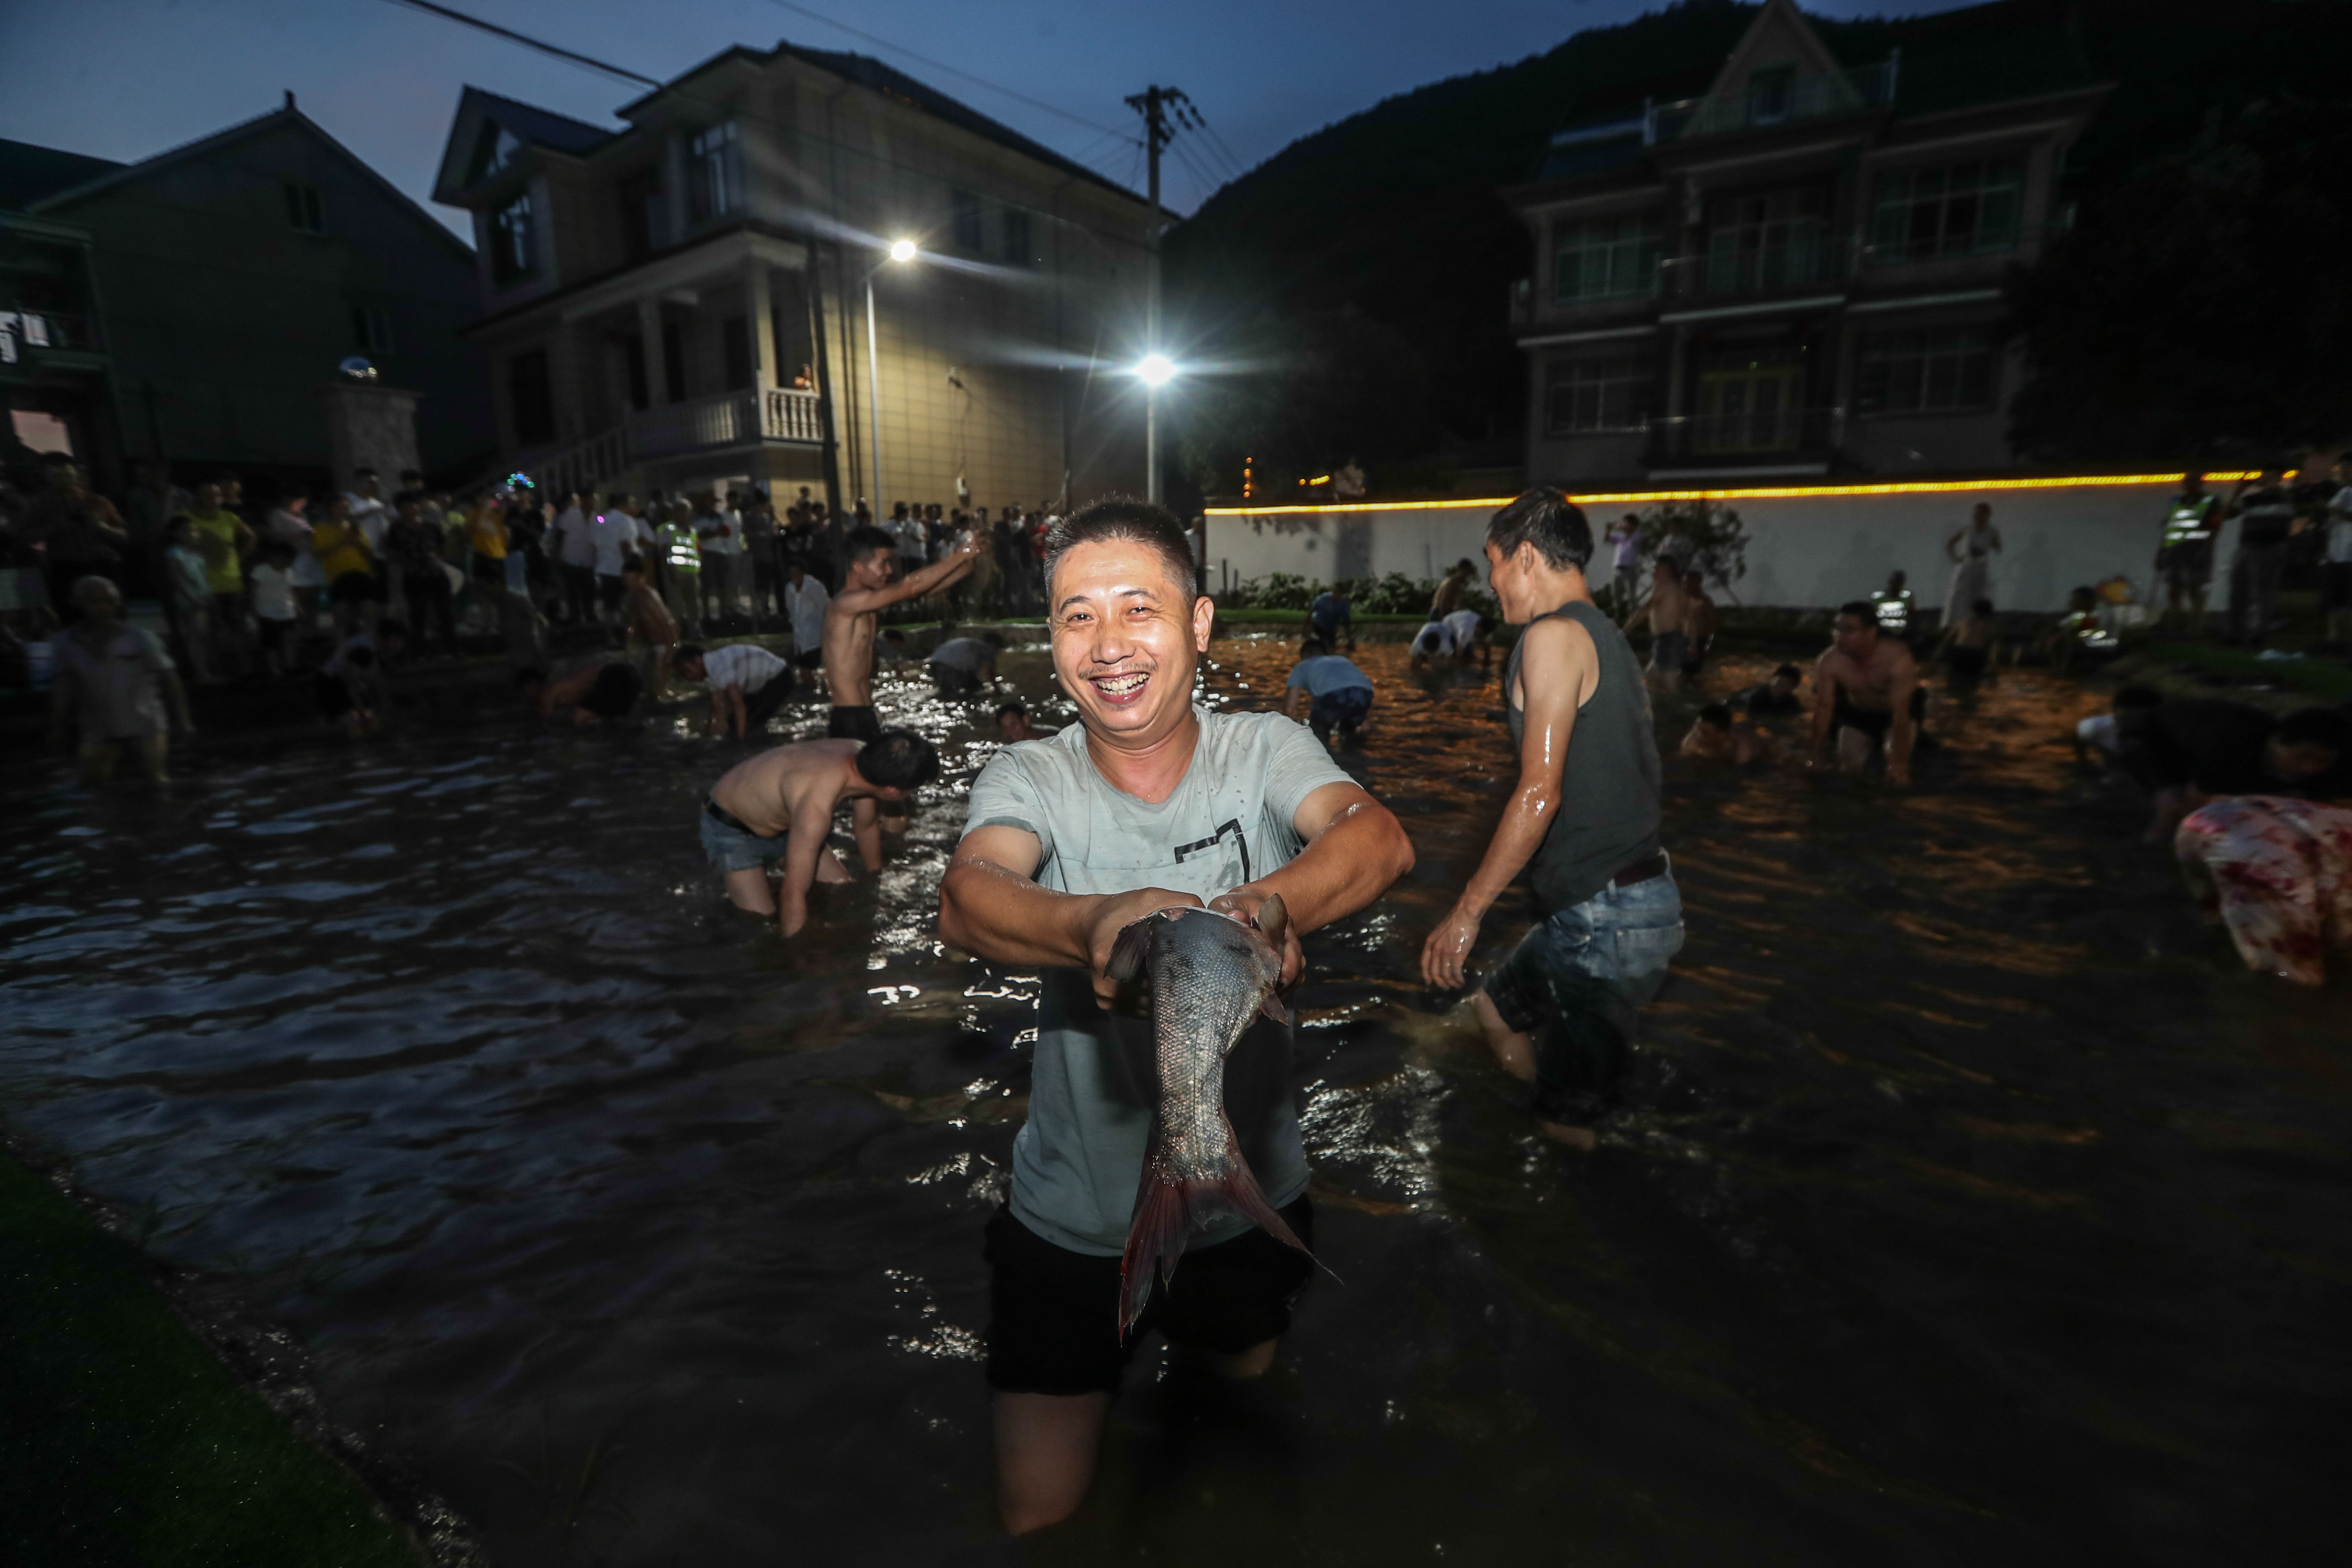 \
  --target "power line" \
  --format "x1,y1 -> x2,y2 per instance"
753,0 -> 1140,149
383,0 -> 660,88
